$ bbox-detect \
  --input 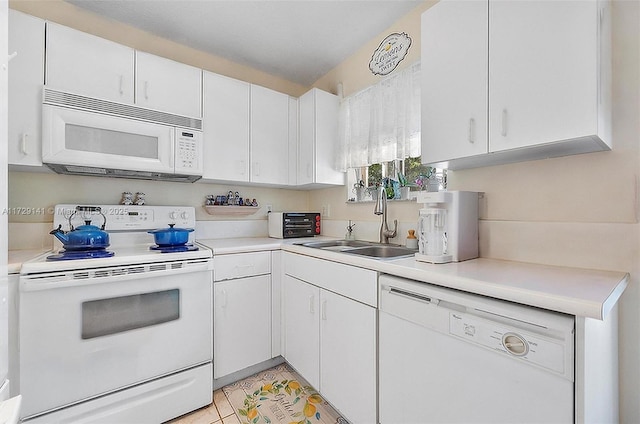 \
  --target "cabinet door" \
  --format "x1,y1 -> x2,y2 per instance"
202,72 -> 249,181
8,10 -> 44,167
250,84 -> 290,185
288,97 -> 298,186
421,0 -> 488,165
320,289 -> 377,424
298,88 -> 343,186
135,51 -> 202,117
283,275 -> 320,389
213,275 -> 271,379
298,90 -> 314,185
45,22 -> 134,103
488,1 -> 598,152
